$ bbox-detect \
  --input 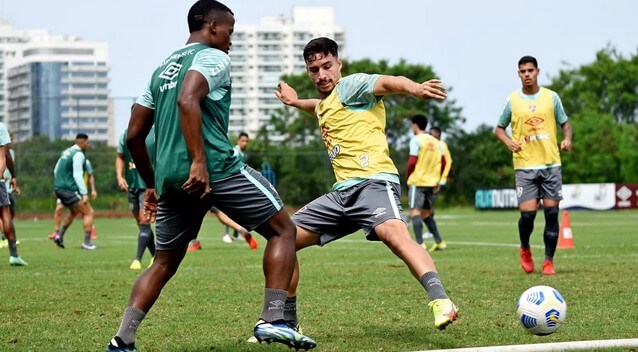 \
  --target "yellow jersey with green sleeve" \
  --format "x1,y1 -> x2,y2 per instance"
316,73 -> 399,191
407,133 -> 444,187
498,87 -> 568,170
136,43 -> 241,196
